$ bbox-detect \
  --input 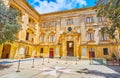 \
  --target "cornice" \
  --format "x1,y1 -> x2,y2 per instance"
40,7 -> 96,16
9,0 -> 96,20
9,0 -> 40,21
